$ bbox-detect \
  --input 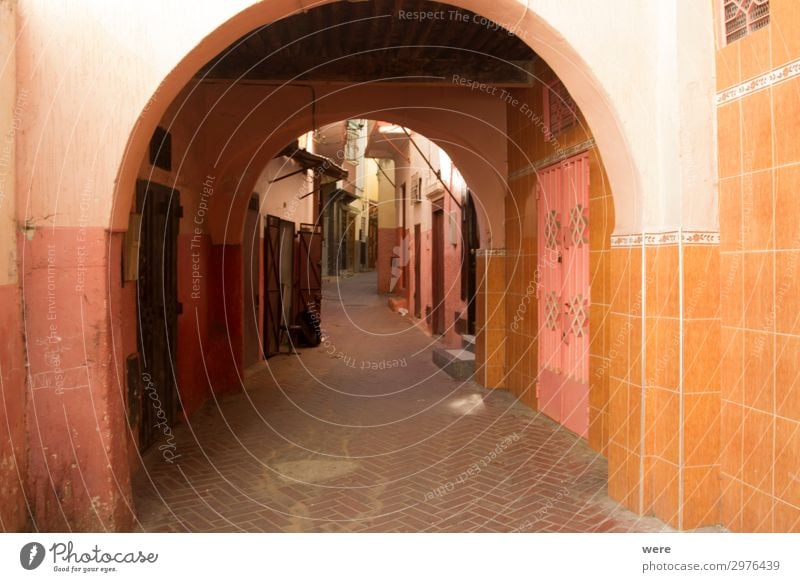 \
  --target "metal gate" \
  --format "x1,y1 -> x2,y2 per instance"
294,223 -> 322,330
135,180 -> 181,449
263,215 -> 283,357
536,153 -> 590,437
